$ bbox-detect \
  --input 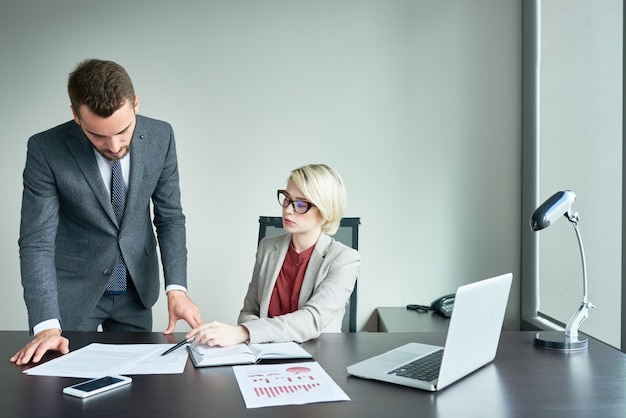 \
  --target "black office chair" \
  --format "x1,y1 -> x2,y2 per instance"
257,216 -> 361,332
